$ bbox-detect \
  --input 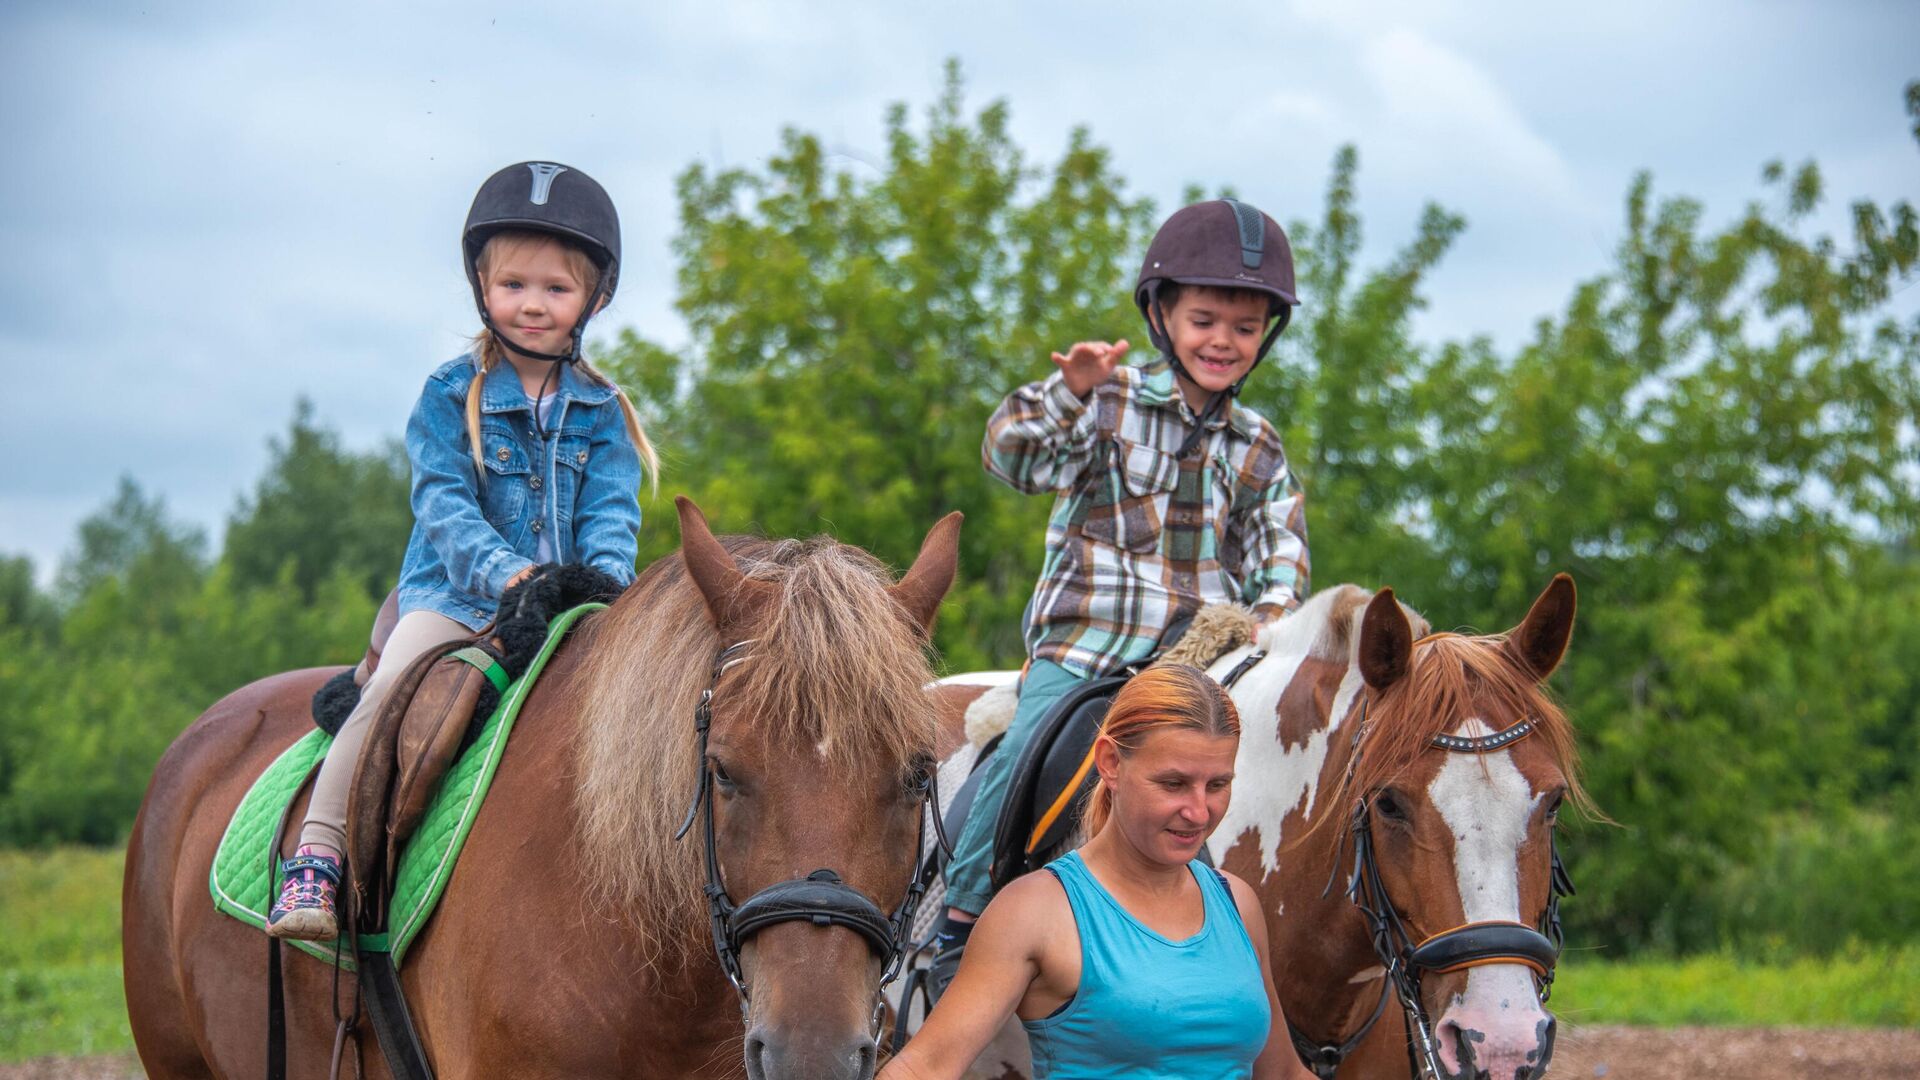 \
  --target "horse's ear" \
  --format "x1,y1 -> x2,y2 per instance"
1505,573 -> 1576,682
675,496 -> 777,635
888,511 -> 964,637
1357,587 -> 1413,691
